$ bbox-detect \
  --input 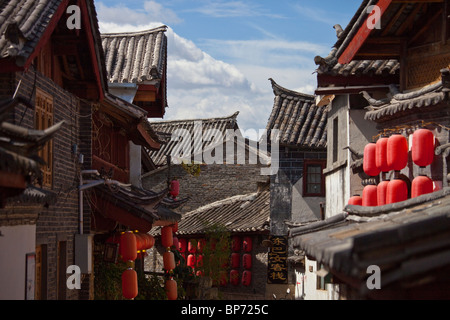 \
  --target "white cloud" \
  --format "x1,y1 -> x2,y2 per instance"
187,1 -> 284,19
96,1 -> 323,131
96,1 -> 182,26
